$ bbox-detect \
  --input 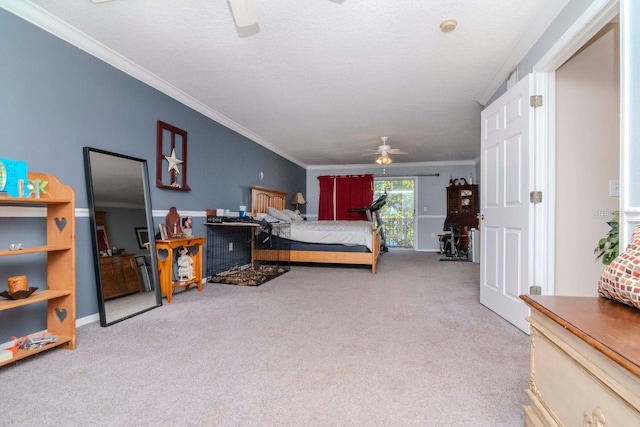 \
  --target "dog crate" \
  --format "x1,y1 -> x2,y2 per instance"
206,221 -> 290,286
